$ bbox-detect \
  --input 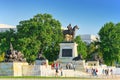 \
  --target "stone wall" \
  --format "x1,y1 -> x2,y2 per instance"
22,65 -> 54,76
0,62 -> 28,76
